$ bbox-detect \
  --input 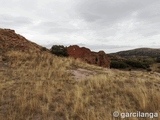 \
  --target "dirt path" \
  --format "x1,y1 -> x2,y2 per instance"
69,68 -> 96,81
